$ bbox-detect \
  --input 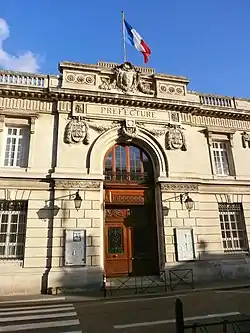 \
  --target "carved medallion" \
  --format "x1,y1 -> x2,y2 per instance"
99,62 -> 154,95
166,124 -> 187,151
64,118 -> 89,144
